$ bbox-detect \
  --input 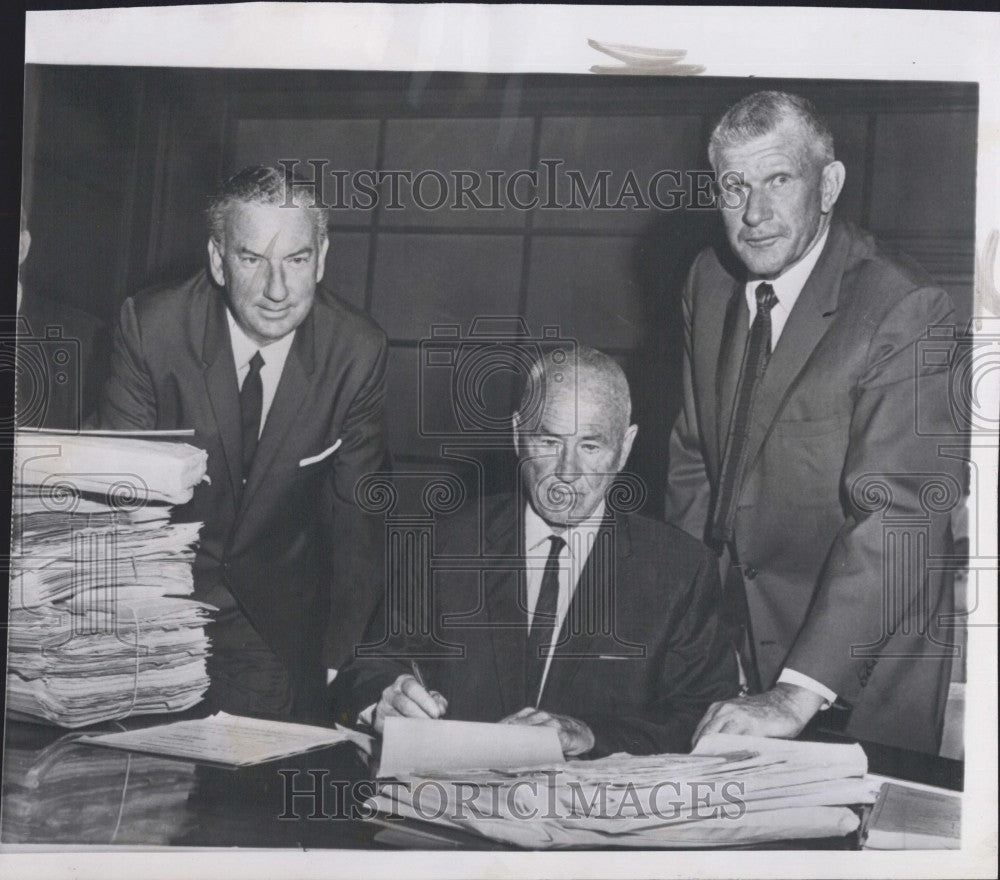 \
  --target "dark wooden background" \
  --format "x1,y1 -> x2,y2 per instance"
20,68 -> 978,515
